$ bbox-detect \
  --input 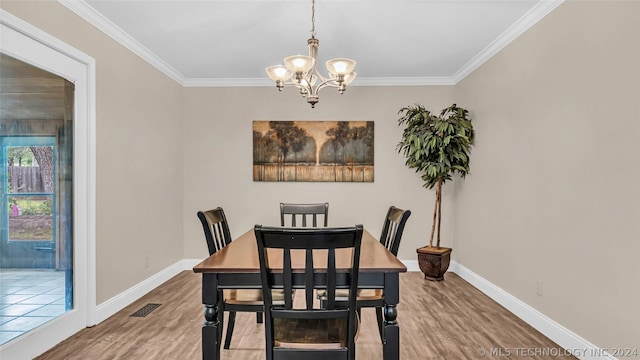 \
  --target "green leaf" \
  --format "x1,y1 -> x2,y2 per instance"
397,102 -> 474,190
